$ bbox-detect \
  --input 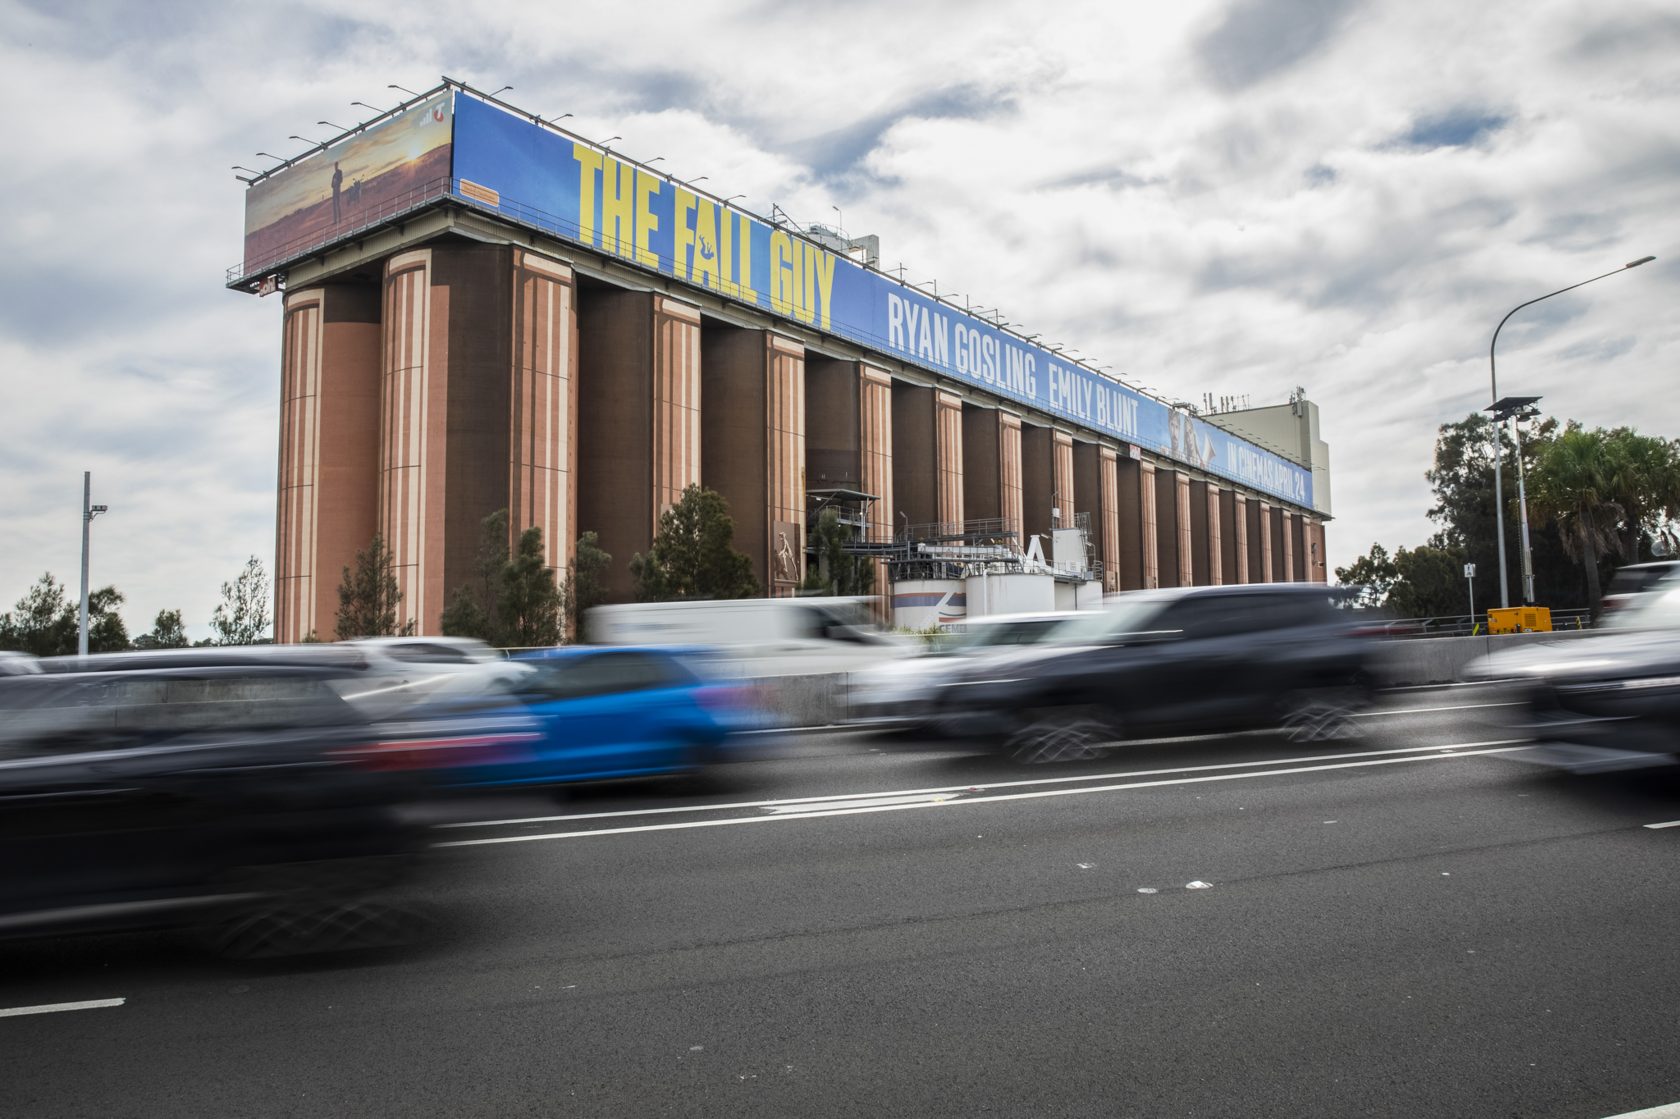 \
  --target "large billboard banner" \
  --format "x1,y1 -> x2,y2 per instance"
448,95 -> 1311,506
243,93 -> 454,277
